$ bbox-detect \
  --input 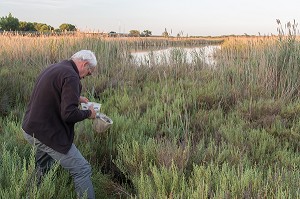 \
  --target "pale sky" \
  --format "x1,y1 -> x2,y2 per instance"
1,0 -> 300,36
